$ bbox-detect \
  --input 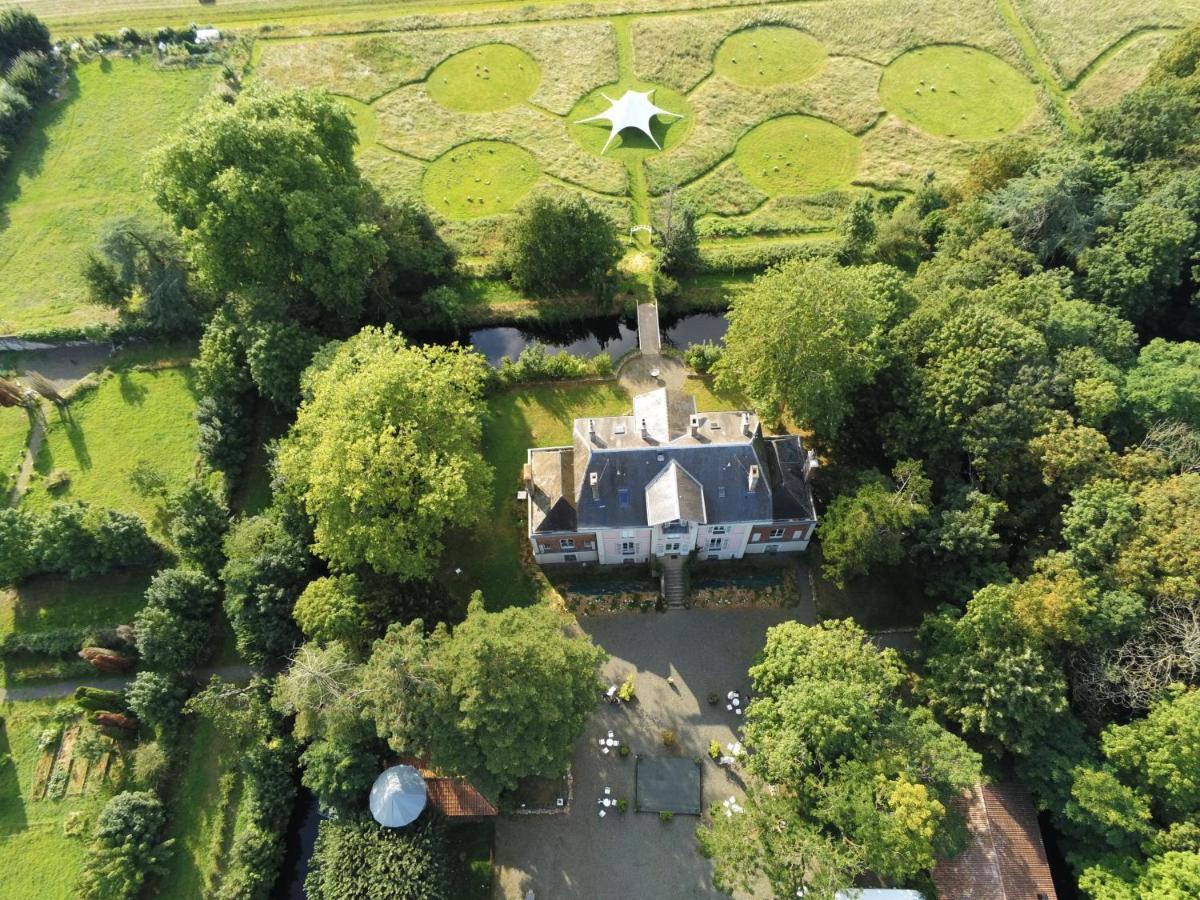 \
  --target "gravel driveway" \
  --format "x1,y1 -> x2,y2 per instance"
495,599 -> 816,900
